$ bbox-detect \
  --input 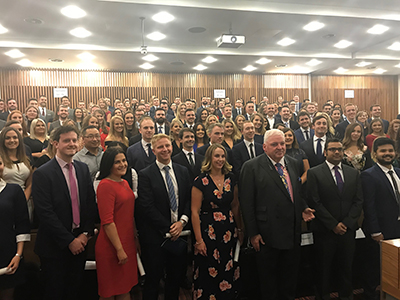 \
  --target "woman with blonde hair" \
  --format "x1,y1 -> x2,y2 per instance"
251,113 -> 266,144
105,116 -> 129,147
234,114 -> 246,132
169,119 -> 183,157
205,114 -> 218,131
175,103 -> 187,124
24,118 -> 49,163
388,119 -> 400,141
7,110 -> 28,138
222,119 -> 241,149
